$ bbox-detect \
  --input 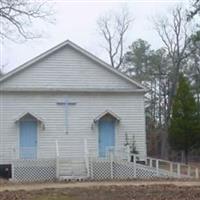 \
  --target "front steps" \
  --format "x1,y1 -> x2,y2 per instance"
57,158 -> 88,180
